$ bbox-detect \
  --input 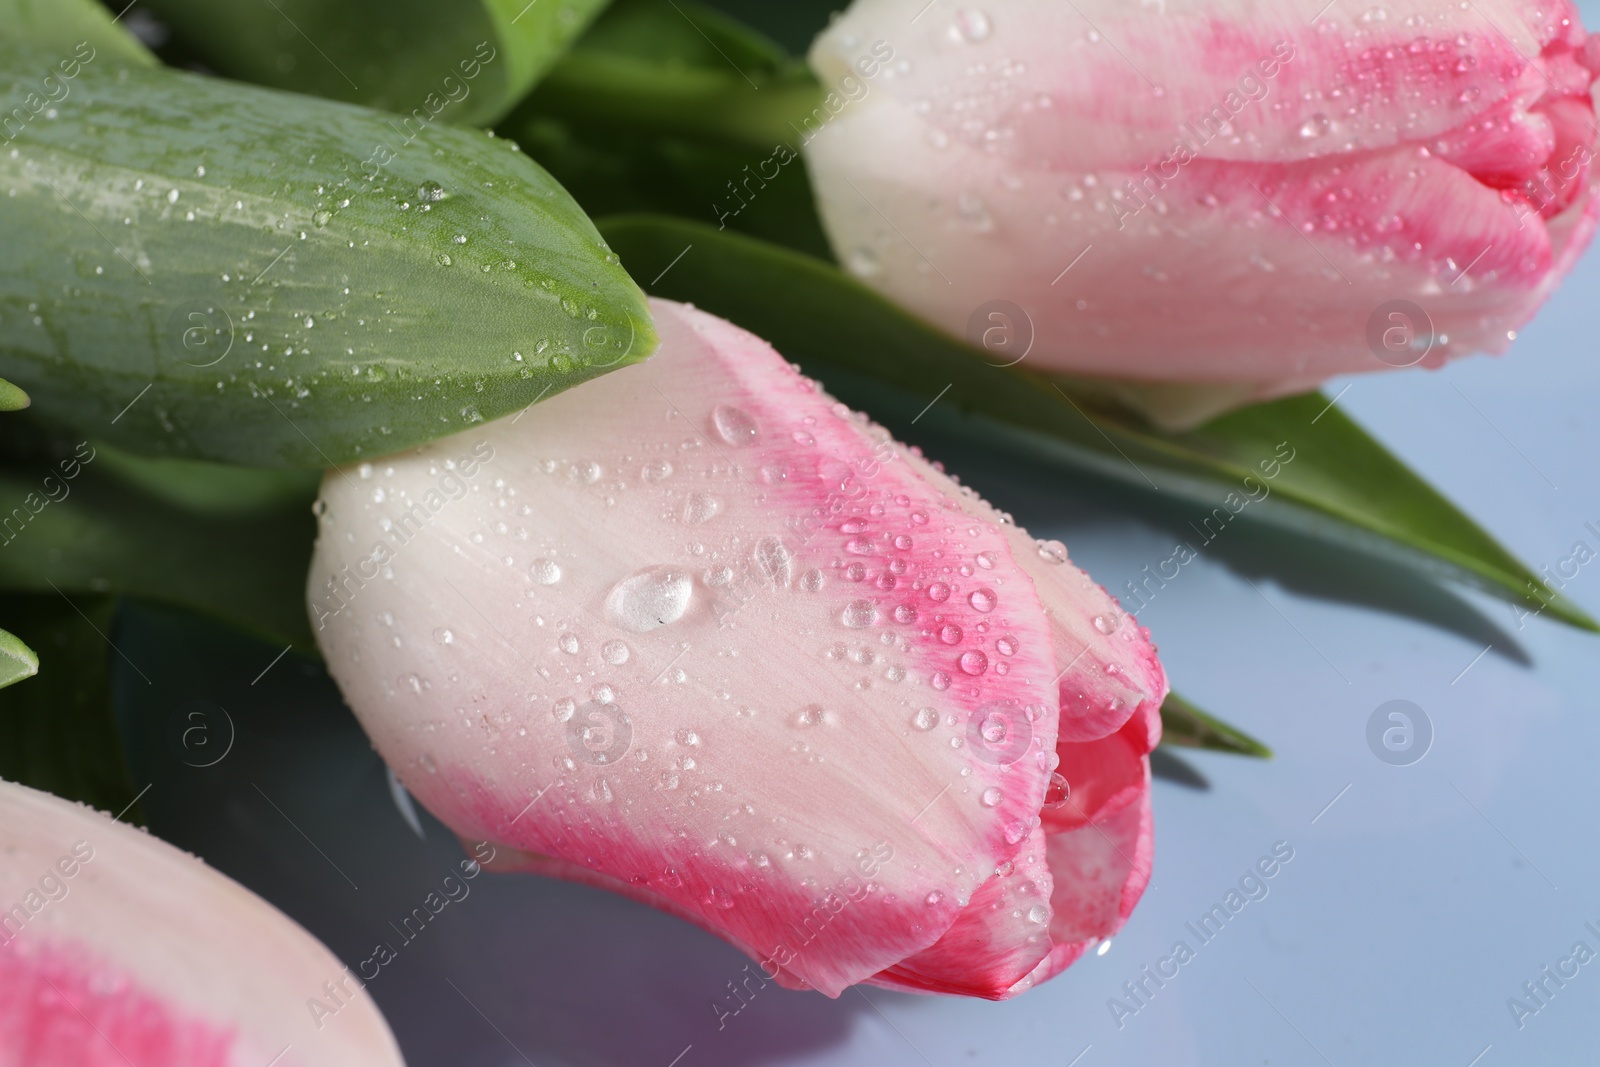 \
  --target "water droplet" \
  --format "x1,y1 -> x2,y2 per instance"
910,510 -> 929,525
797,704 -> 824,726
952,8 -> 992,42
558,633 -> 581,655
975,551 -> 996,569
705,886 -> 736,910
914,708 -> 940,731
1093,614 -> 1117,635
1044,772 -> 1071,808
530,558 -> 562,585
1003,821 -> 1027,844
931,671 -> 951,691
1037,540 -> 1068,564
842,600 -> 876,628
683,492 -> 720,524
1027,904 -> 1049,924
591,683 -> 615,704
553,698 -> 576,722
433,627 -> 454,645
979,710 -> 1009,743
980,786 -> 1003,807
605,566 -> 694,632
996,635 -> 1018,656
800,568 -> 825,593
711,404 -> 759,446
601,640 -> 631,665
312,209 -> 331,227
893,604 -> 917,624
969,588 -> 997,612
753,536 -> 793,587
1299,113 -> 1332,139
928,582 -> 951,602
641,459 -> 673,483
939,624 -> 963,645
926,890 -> 945,906
417,180 -> 447,202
